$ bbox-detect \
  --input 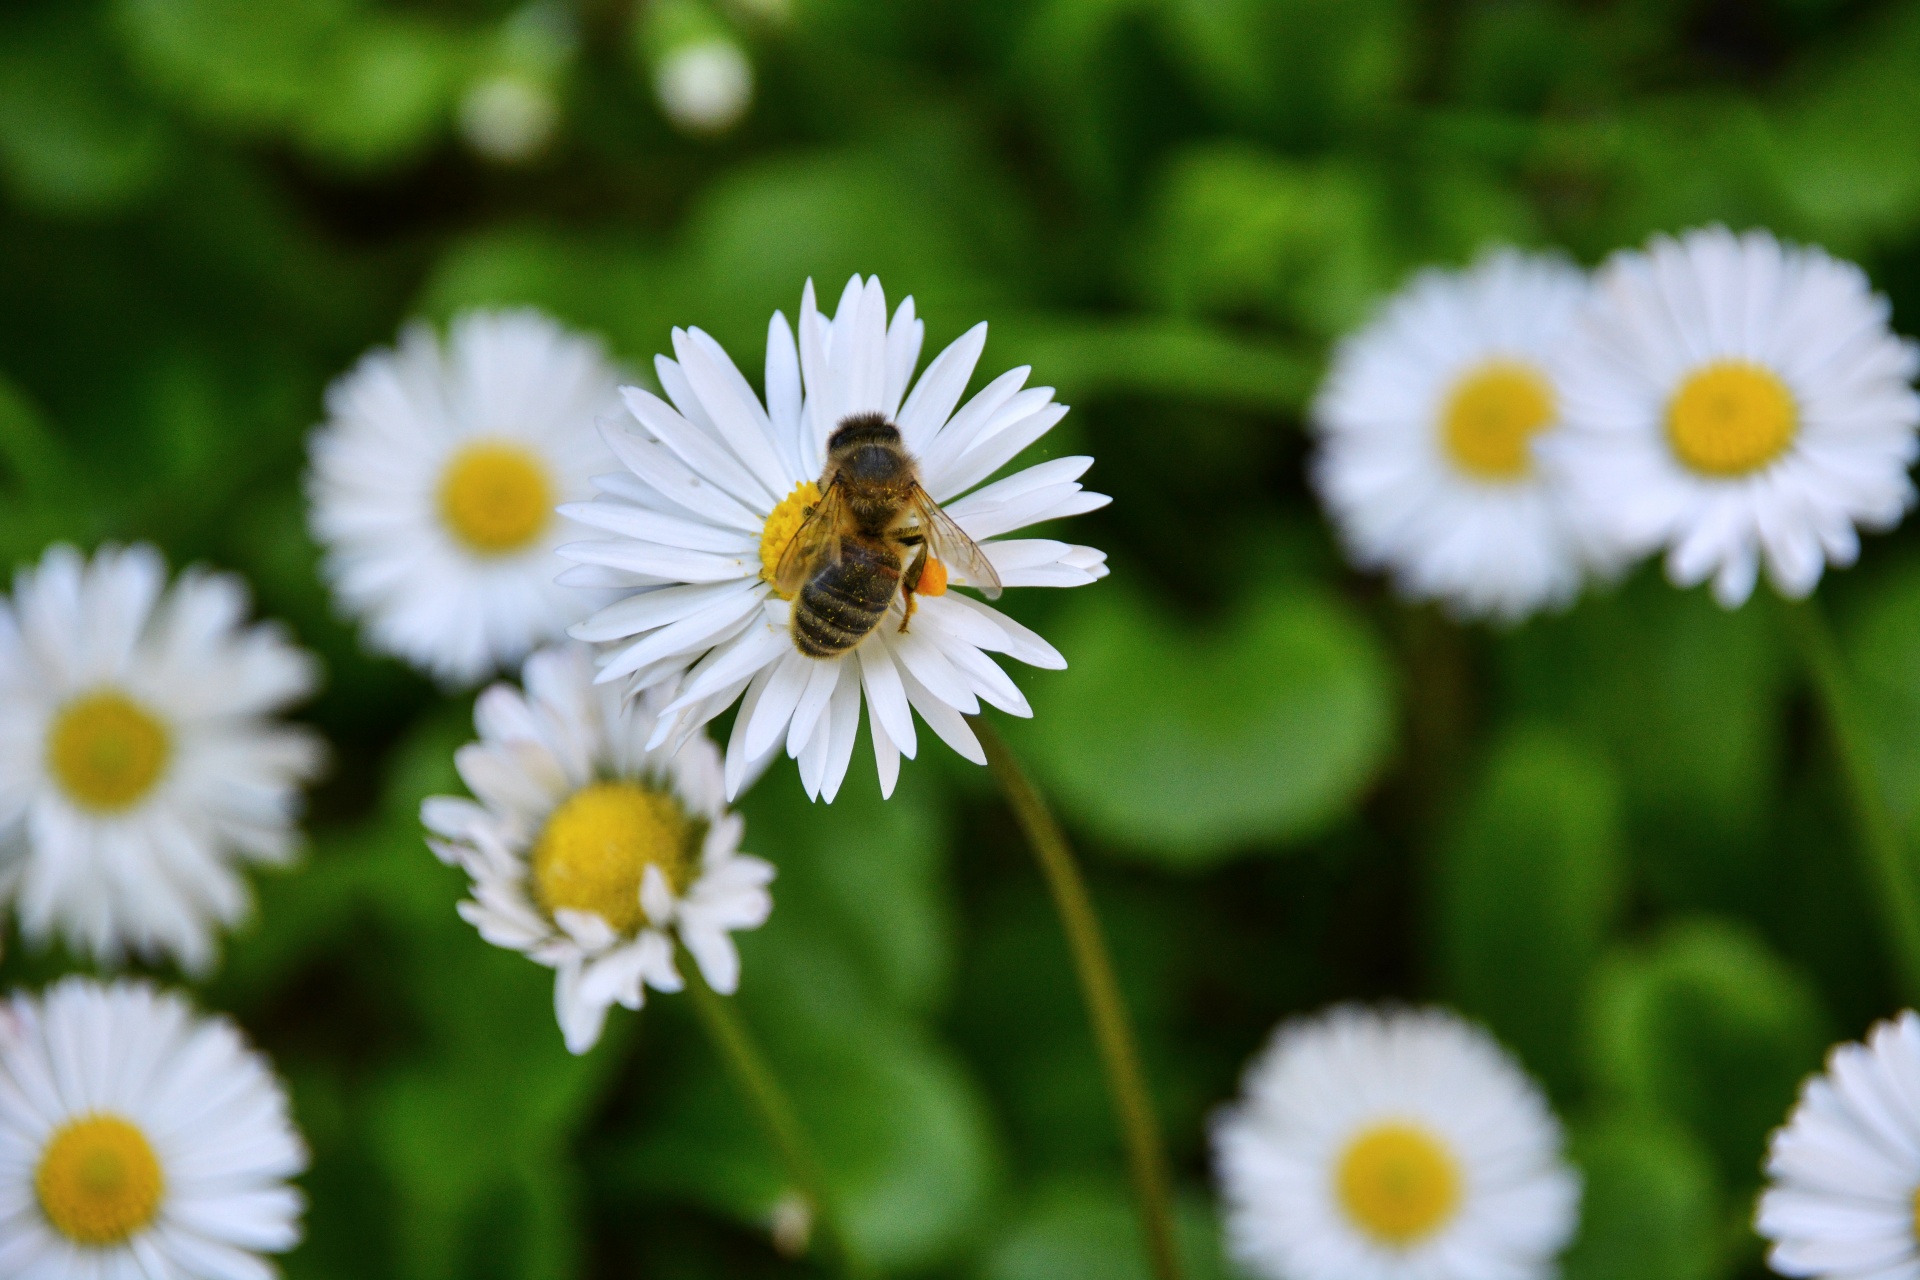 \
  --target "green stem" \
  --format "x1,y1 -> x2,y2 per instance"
974,718 -> 1185,1280
1784,596 -> 1920,1001
682,958 -> 869,1276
